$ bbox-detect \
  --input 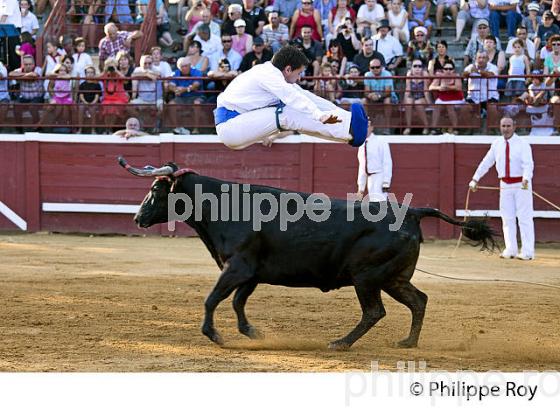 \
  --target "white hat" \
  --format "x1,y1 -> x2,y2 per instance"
527,3 -> 540,12
414,26 -> 428,36
234,19 -> 246,28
